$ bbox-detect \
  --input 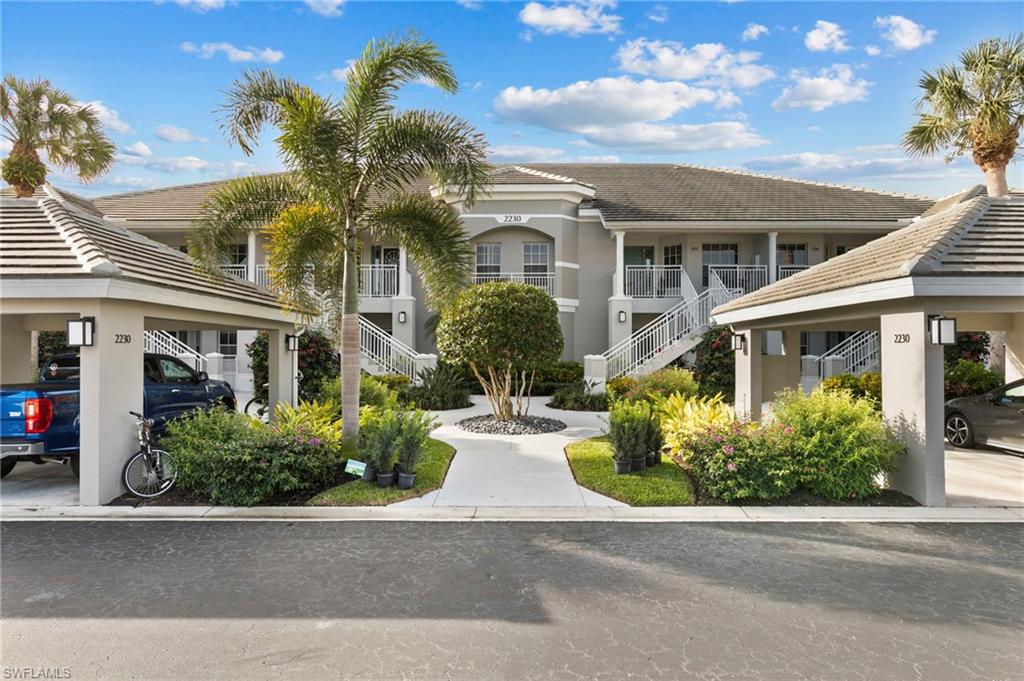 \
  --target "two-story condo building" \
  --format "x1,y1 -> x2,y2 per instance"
91,164 -> 936,392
